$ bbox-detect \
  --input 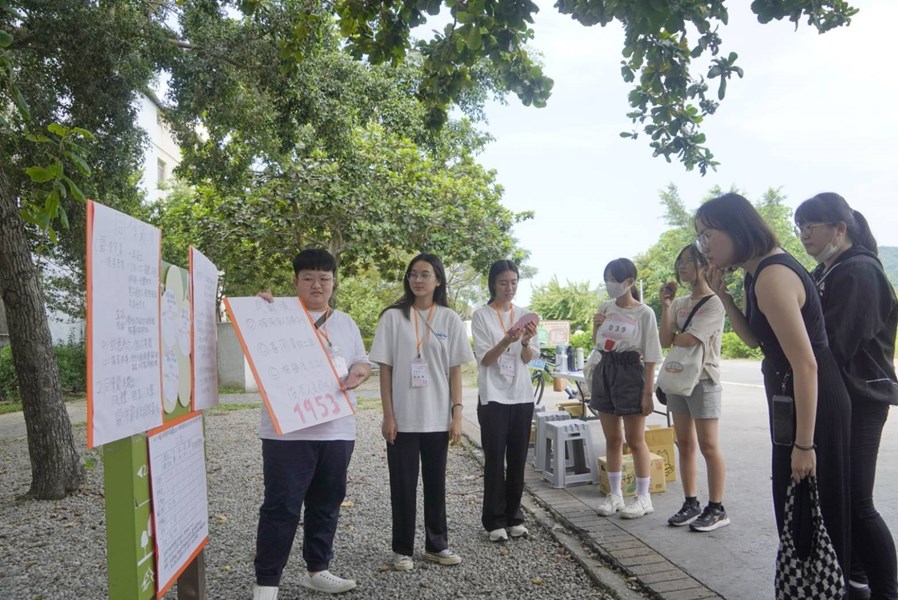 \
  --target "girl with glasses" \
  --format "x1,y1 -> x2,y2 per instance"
471,260 -> 539,542
795,193 -> 898,600
369,253 -> 474,572
695,193 -> 851,592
